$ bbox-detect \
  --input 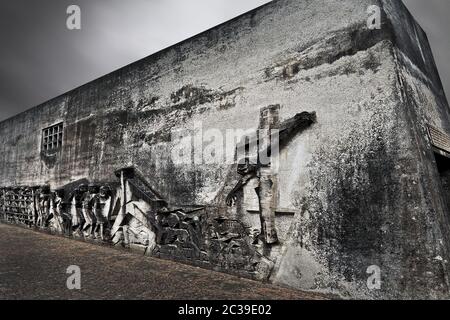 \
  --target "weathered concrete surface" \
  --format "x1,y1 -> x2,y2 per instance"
0,0 -> 388,202
272,0 -> 450,299
1,0 -> 450,299
0,223 -> 327,300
